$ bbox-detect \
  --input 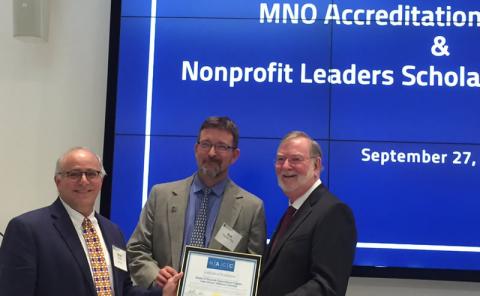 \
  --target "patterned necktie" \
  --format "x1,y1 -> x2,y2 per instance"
271,206 -> 297,252
82,218 -> 112,296
190,188 -> 211,247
